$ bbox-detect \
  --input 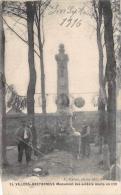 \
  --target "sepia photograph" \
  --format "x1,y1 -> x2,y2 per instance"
0,0 -> 121,194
